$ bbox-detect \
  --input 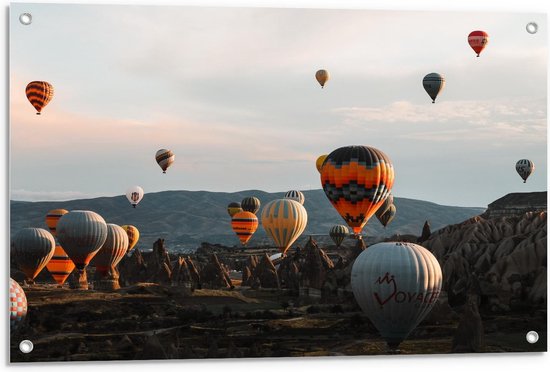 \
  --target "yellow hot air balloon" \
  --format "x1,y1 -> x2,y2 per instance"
315,69 -> 330,88
45,209 -> 75,286
121,225 -> 140,252
315,154 -> 328,173
261,199 -> 308,255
